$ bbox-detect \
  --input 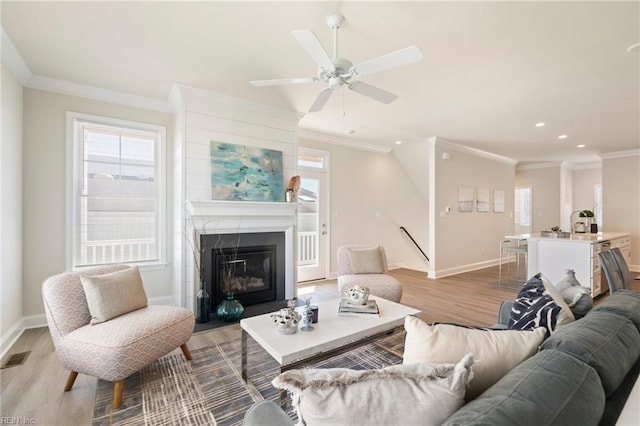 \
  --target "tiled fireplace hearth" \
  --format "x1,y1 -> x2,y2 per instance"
185,200 -> 297,313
